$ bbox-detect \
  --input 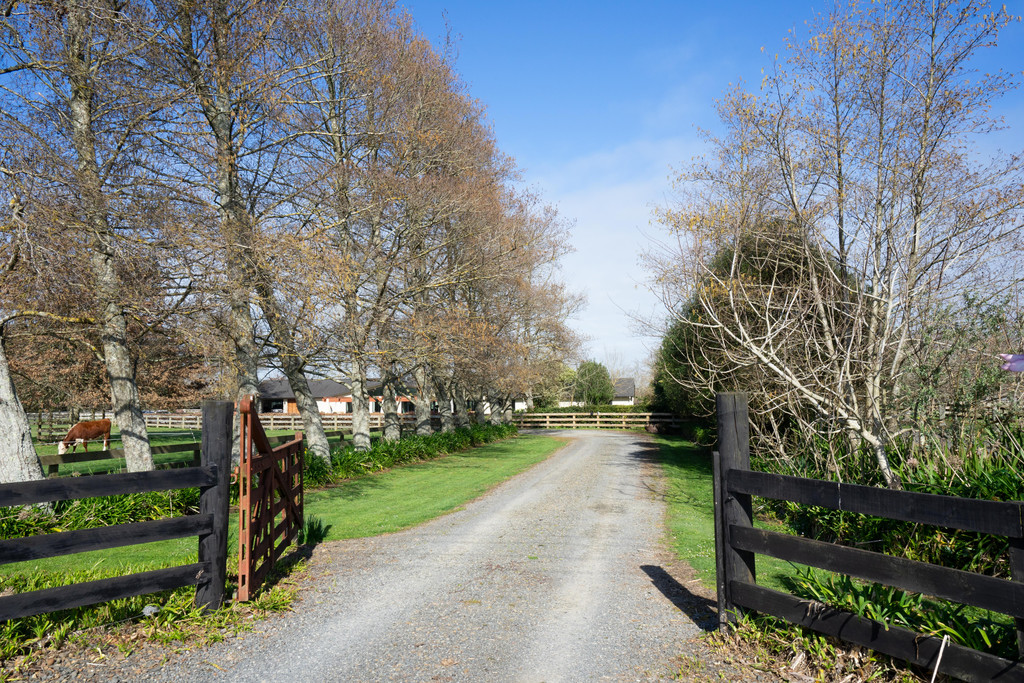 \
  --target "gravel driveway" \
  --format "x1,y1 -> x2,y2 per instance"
154,430 -> 714,682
